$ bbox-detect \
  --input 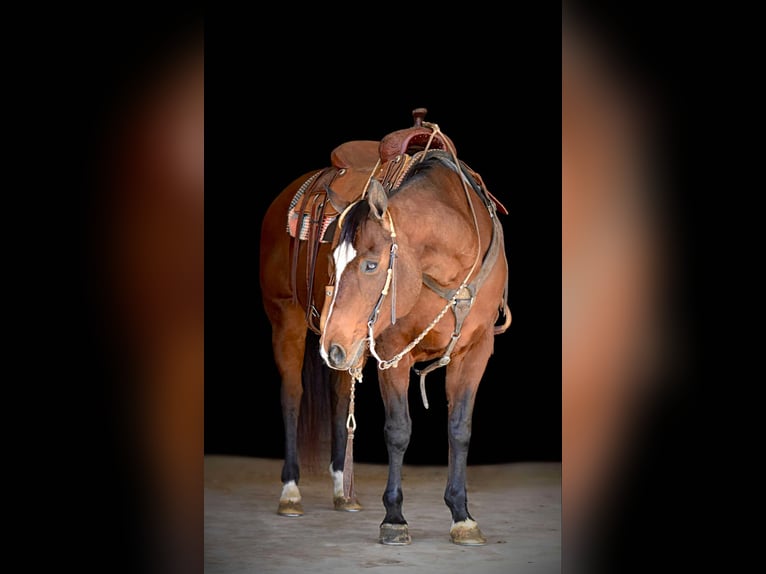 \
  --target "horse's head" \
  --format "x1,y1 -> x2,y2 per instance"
319,179 -> 422,371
